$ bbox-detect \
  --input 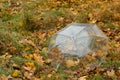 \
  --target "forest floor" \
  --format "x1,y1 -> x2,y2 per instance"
0,0 -> 120,80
